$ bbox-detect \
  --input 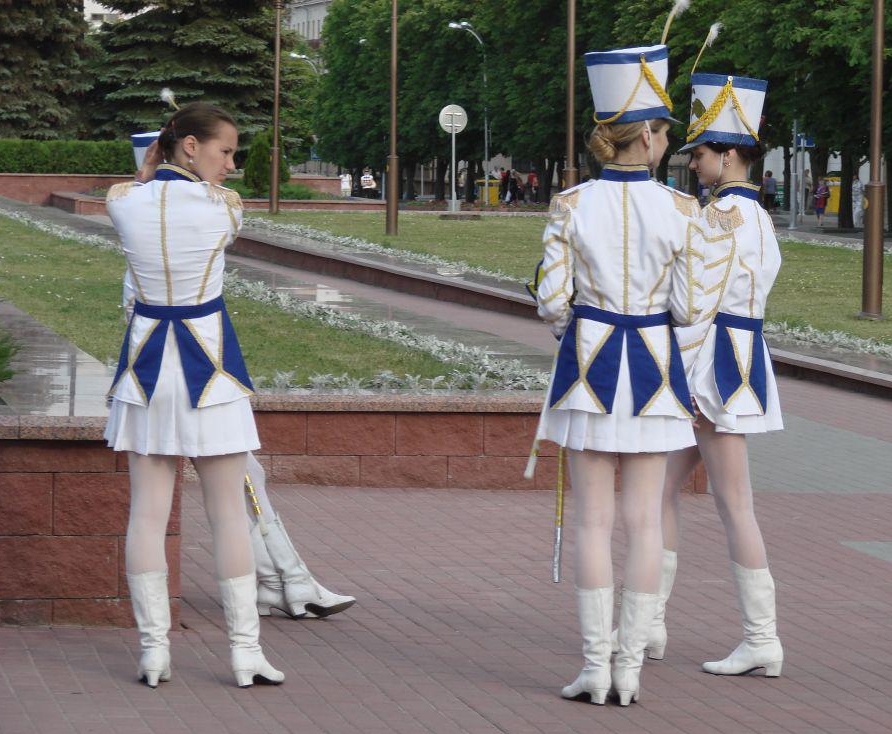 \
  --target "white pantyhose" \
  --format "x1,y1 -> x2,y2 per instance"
125,452 -> 177,575
125,451 -> 254,579
192,452 -> 255,580
568,449 -> 667,592
662,420 -> 768,569
661,445 -> 701,552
